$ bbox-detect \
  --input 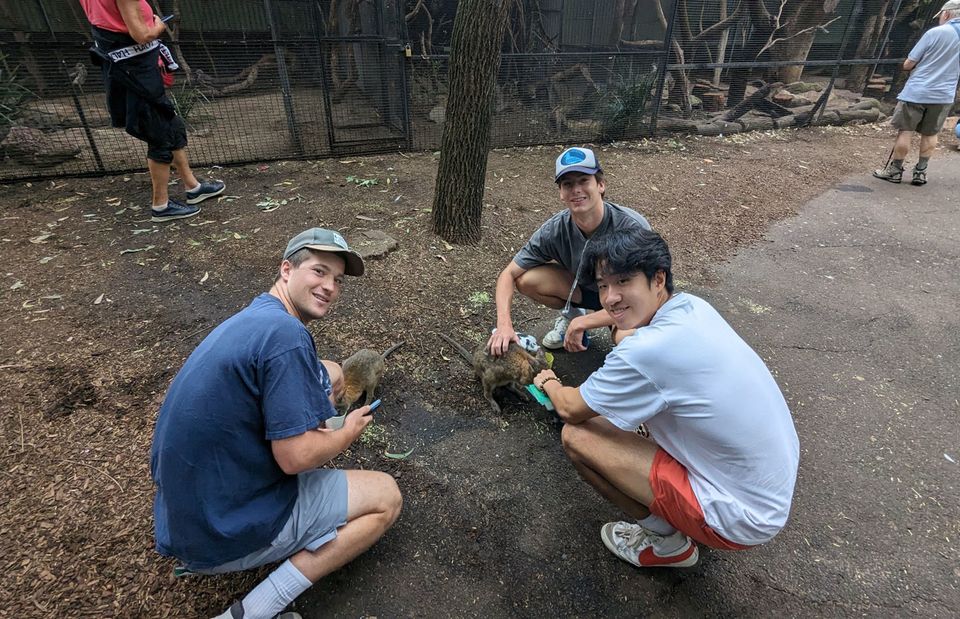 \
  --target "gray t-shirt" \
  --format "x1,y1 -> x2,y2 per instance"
512,202 -> 651,291
899,19 -> 960,104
